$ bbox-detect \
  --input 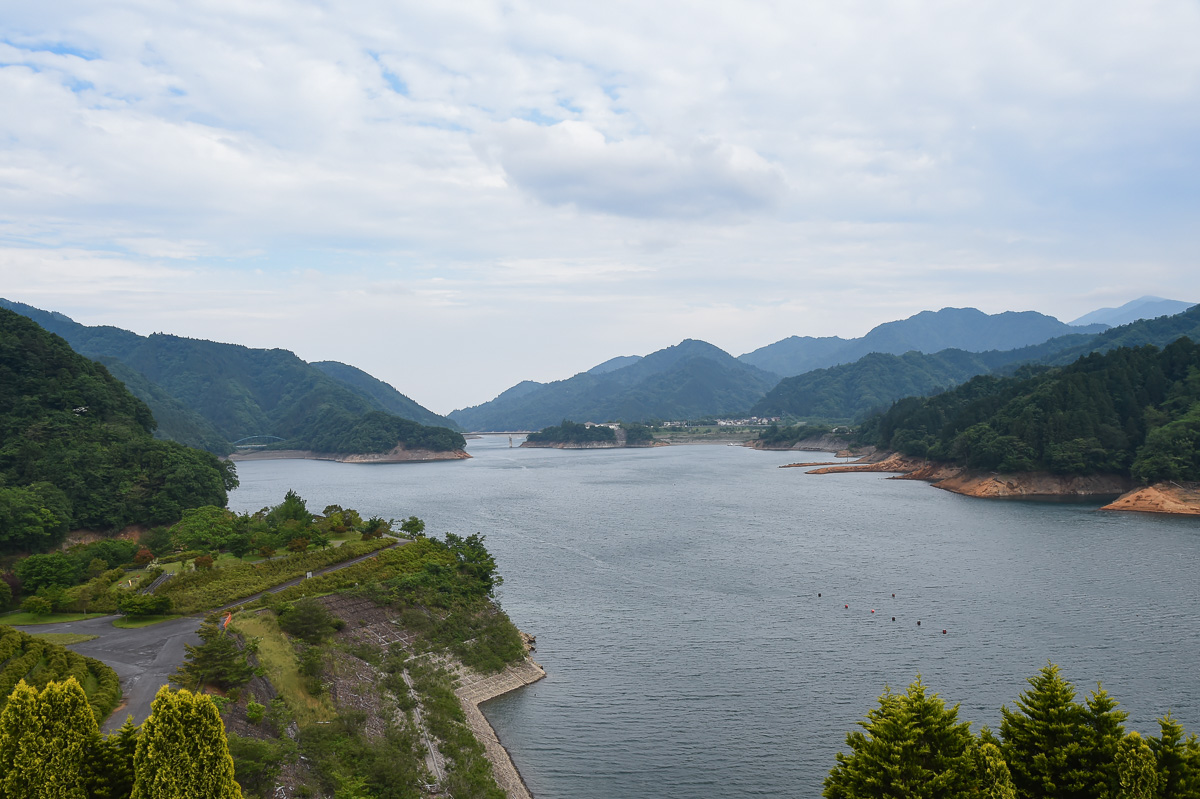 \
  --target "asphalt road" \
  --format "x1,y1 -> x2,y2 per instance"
12,614 -> 202,732
9,537 -> 406,732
